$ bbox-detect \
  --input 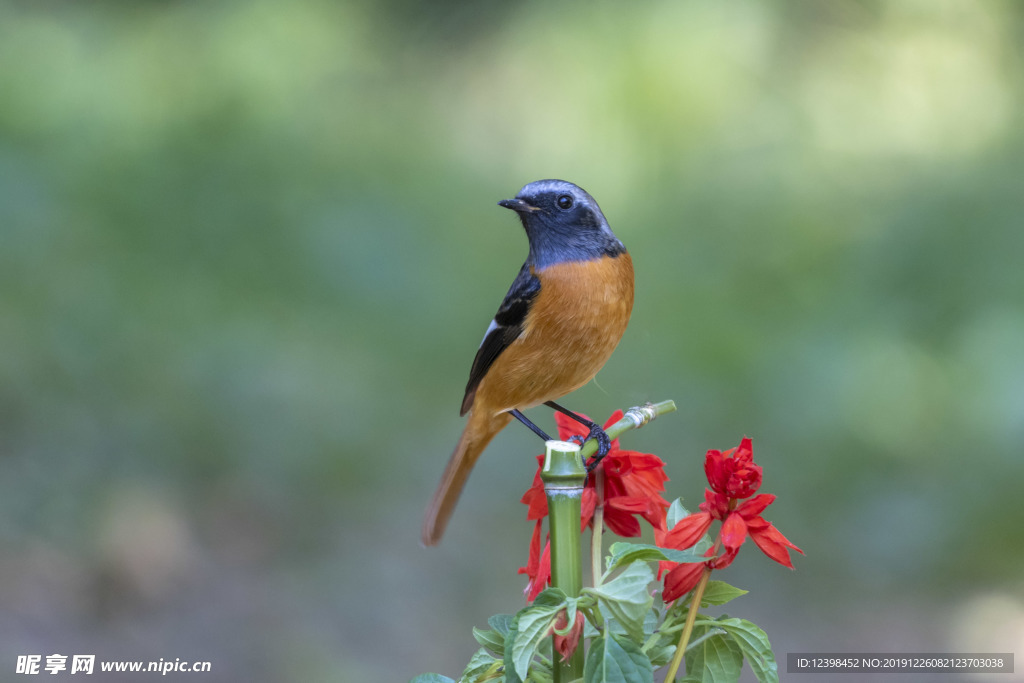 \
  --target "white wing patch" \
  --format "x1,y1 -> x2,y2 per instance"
479,318 -> 500,348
